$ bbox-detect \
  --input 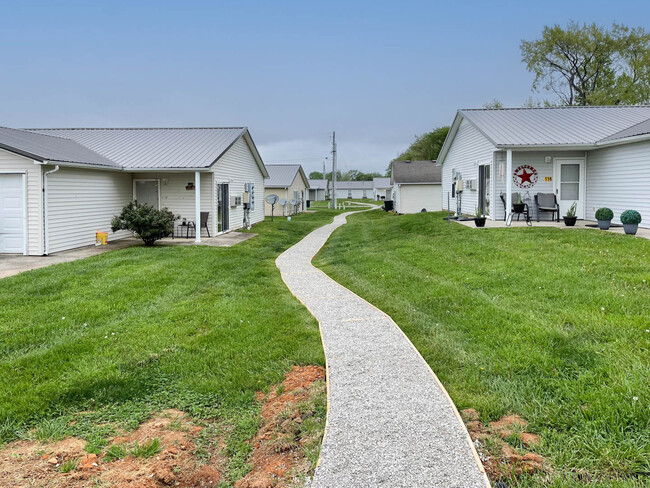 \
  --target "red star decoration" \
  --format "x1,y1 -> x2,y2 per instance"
518,168 -> 533,184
